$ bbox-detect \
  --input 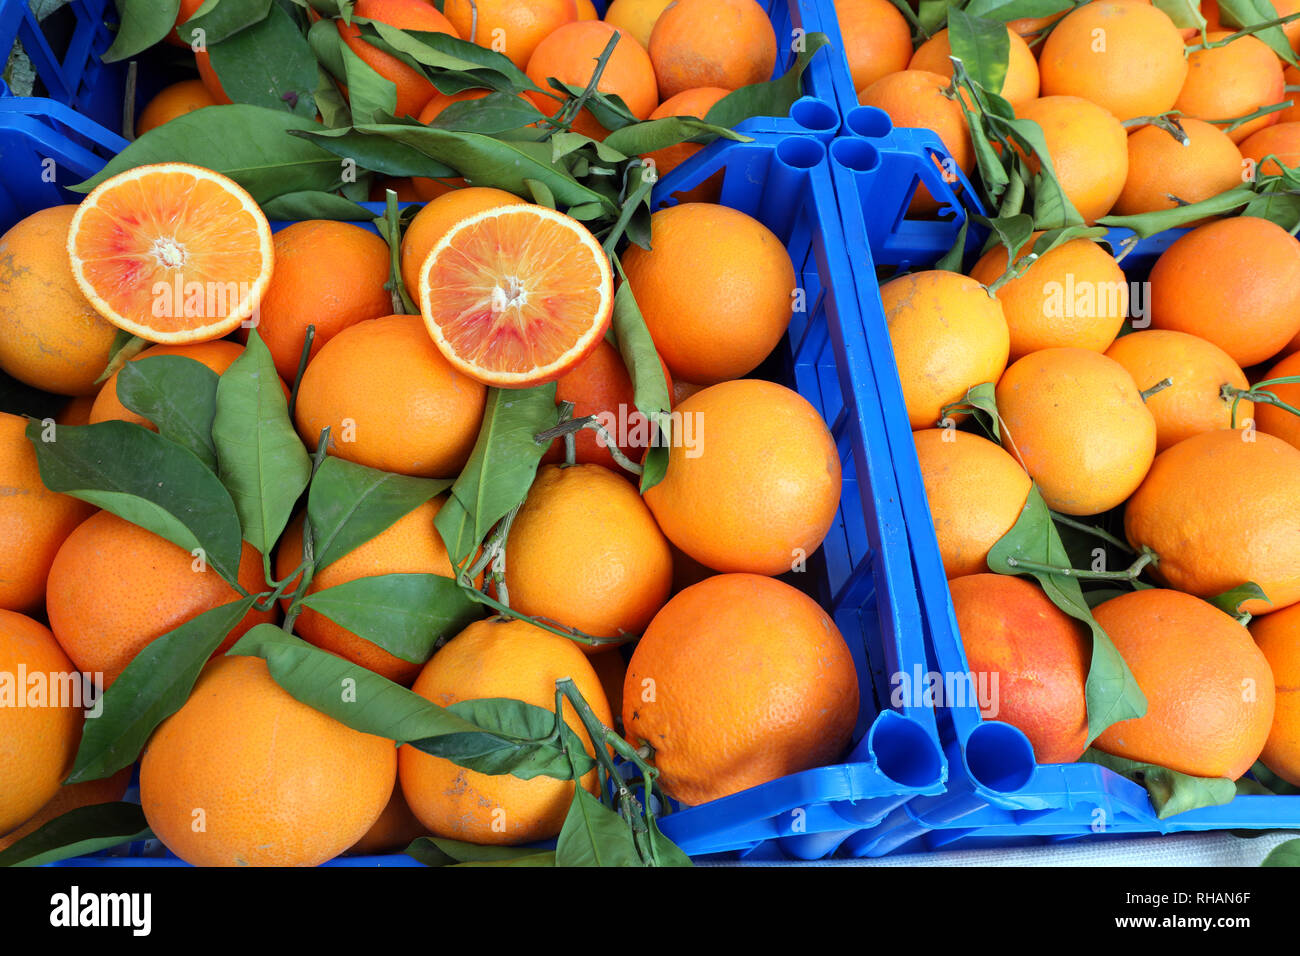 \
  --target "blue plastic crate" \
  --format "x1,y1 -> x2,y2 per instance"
824,110 -> 1300,855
